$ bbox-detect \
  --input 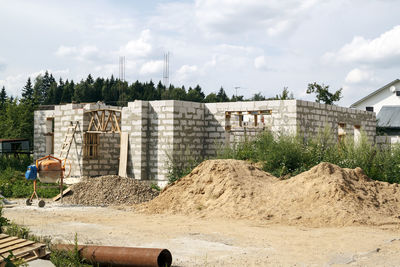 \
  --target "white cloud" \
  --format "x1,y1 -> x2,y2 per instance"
0,64 -> 5,72
195,0 -> 321,36
323,25 -> 400,67
345,68 -> 375,84
55,45 -> 100,62
0,69 -> 70,97
254,56 -> 267,70
175,65 -> 198,82
120,29 -> 152,58
139,60 -> 164,75
94,18 -> 136,31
